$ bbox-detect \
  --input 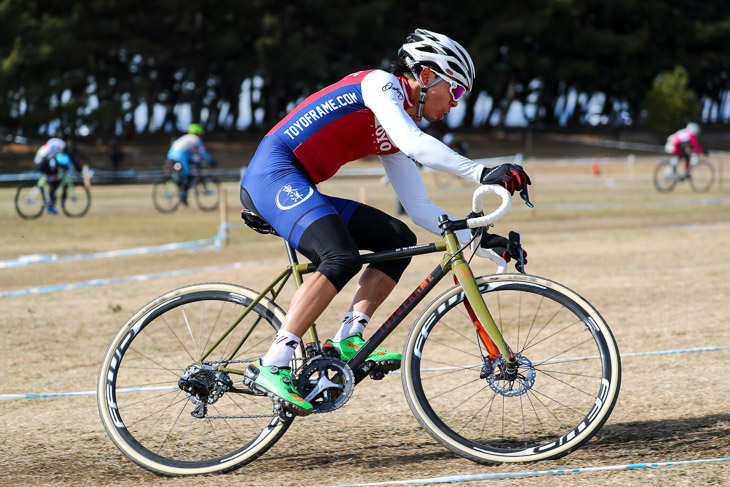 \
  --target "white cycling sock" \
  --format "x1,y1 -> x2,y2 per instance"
333,311 -> 370,342
261,330 -> 301,368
